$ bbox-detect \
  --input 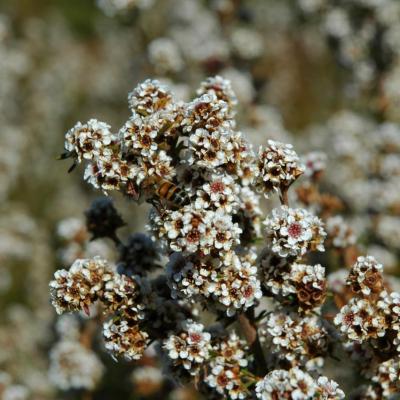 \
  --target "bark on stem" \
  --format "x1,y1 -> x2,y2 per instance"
238,313 -> 257,344
238,313 -> 268,376
280,186 -> 289,206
